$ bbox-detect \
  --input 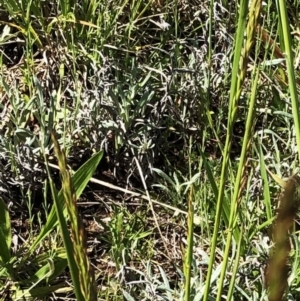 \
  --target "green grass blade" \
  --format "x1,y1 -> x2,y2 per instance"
198,147 -> 231,233
226,226 -> 244,300
184,186 -> 194,301
47,158 -> 83,300
218,65 -> 260,299
27,150 -> 103,255
258,143 -> 273,221
202,1 -> 250,299
277,0 -> 300,162
0,197 -> 12,265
